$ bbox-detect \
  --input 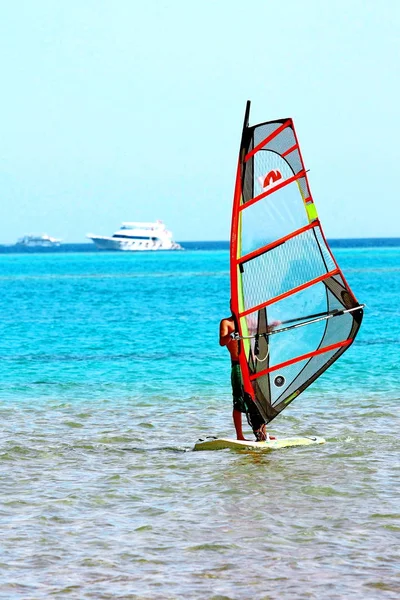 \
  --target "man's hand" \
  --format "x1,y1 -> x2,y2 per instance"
268,320 -> 282,332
